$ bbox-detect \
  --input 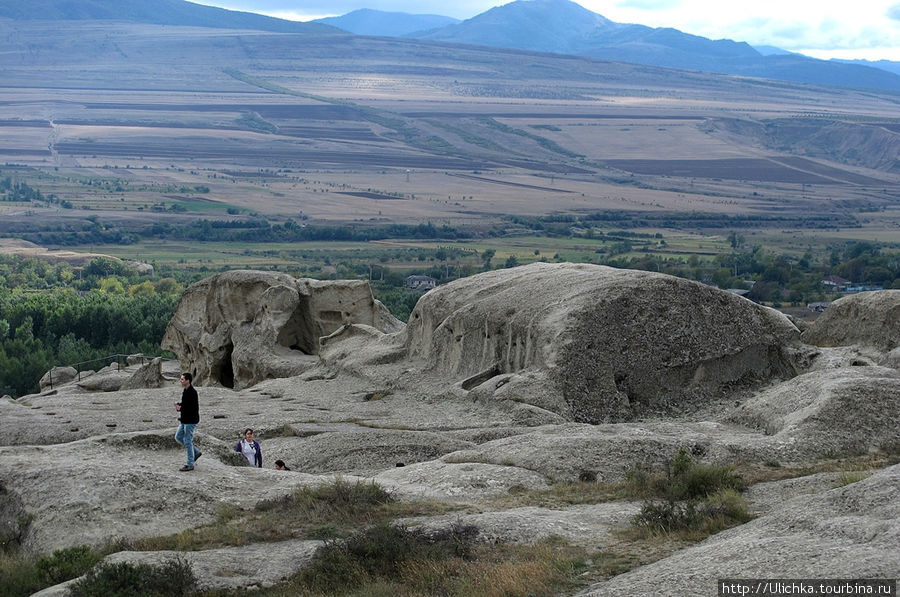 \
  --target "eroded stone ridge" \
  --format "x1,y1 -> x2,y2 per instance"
405,262 -> 812,422
5,267 -> 900,594
162,270 -> 402,389
801,289 -> 900,352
